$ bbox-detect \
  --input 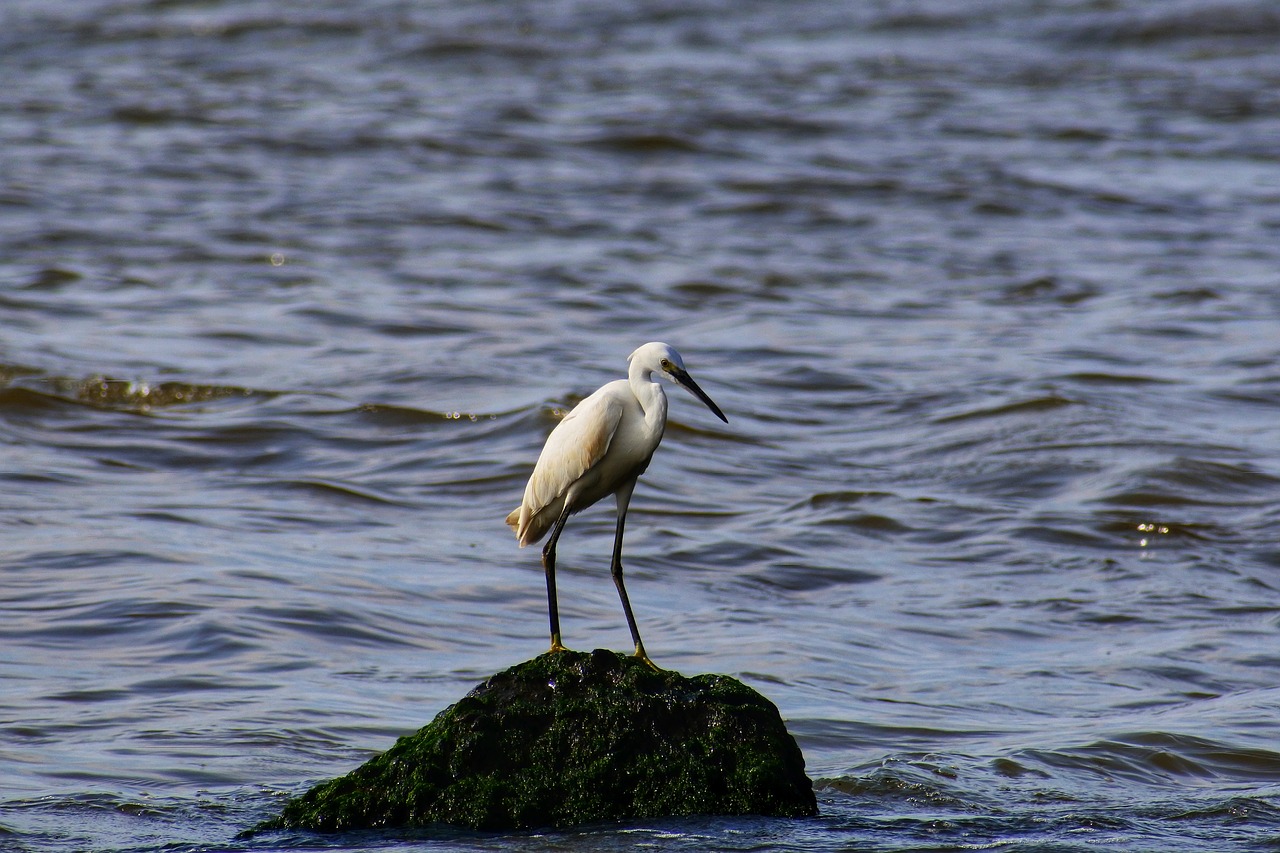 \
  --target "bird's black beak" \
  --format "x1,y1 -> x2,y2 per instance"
672,368 -> 728,423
